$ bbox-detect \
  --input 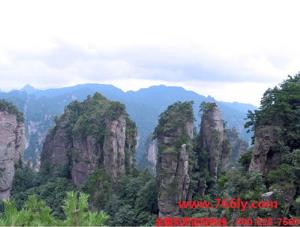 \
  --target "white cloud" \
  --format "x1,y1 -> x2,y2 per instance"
0,0 -> 299,105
